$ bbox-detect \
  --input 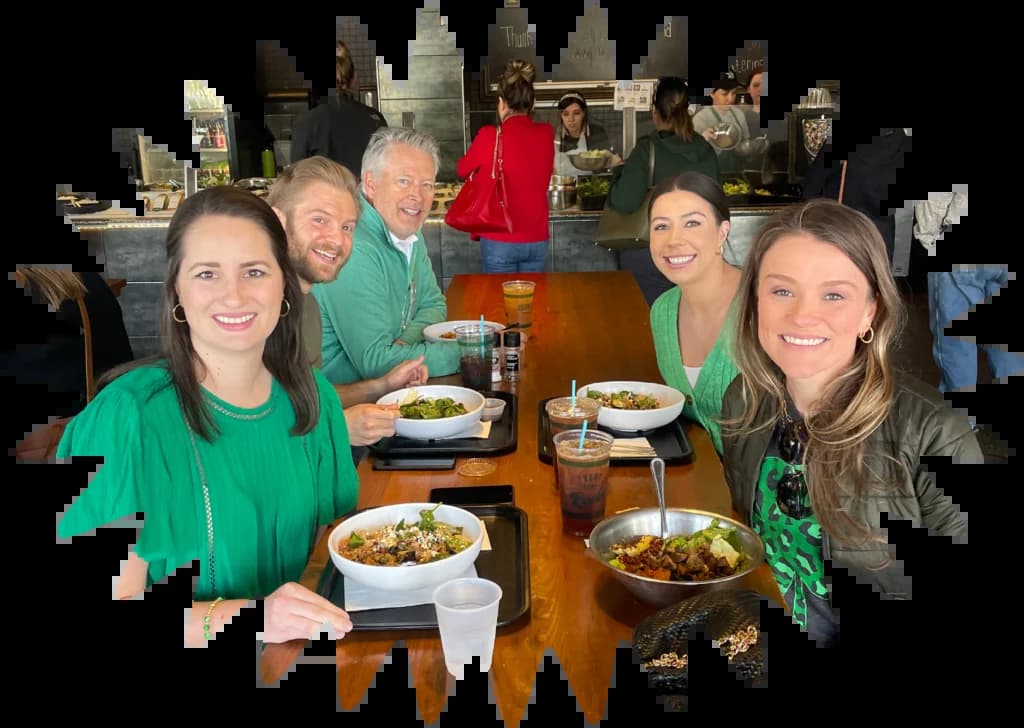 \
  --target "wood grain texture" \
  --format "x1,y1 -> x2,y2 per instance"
260,272 -> 783,724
